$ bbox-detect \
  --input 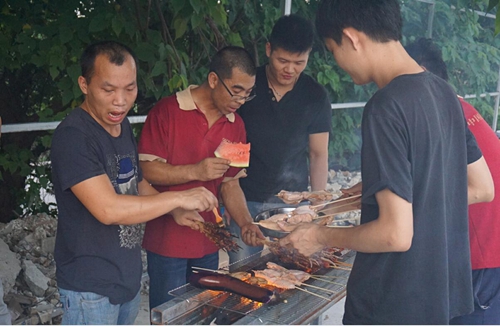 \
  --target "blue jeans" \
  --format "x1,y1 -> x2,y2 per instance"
450,267 -> 500,324
59,288 -> 141,325
147,250 -> 219,310
227,201 -> 290,267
